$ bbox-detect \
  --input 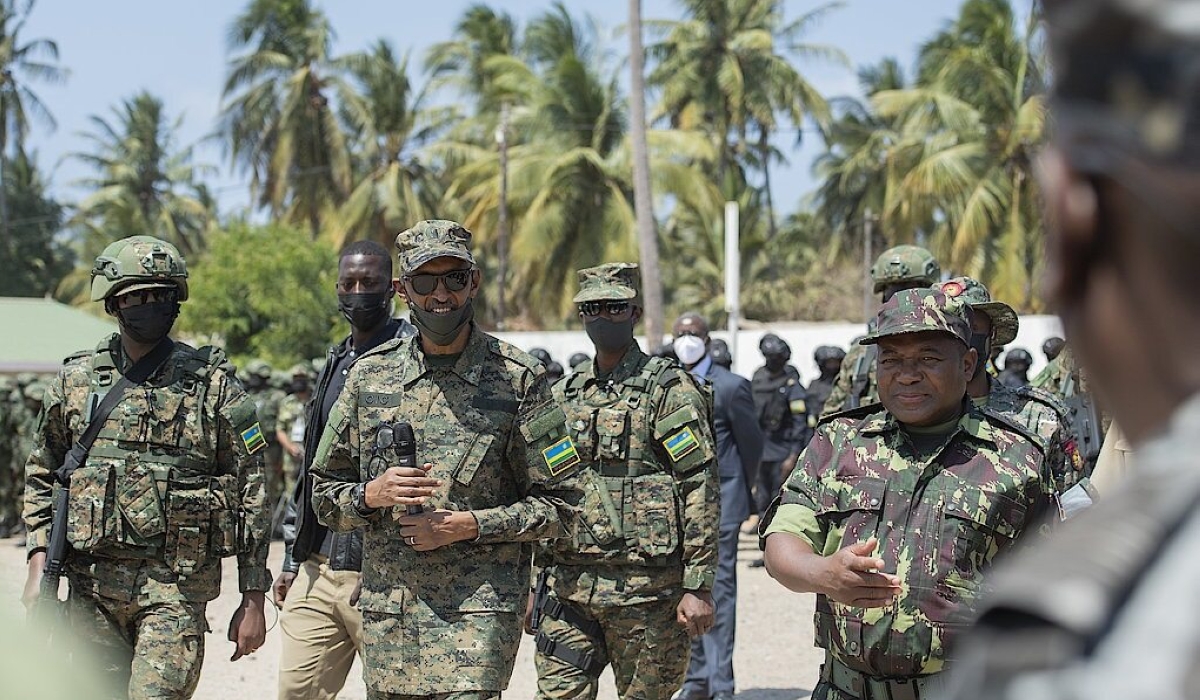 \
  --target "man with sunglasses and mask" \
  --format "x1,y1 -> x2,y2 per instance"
311,220 -> 580,700
527,263 -> 718,700
22,235 -> 271,699
274,240 -> 415,700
